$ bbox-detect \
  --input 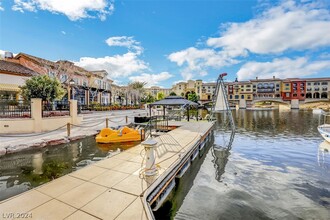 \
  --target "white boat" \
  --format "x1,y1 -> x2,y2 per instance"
318,124 -> 330,143
317,112 -> 330,143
